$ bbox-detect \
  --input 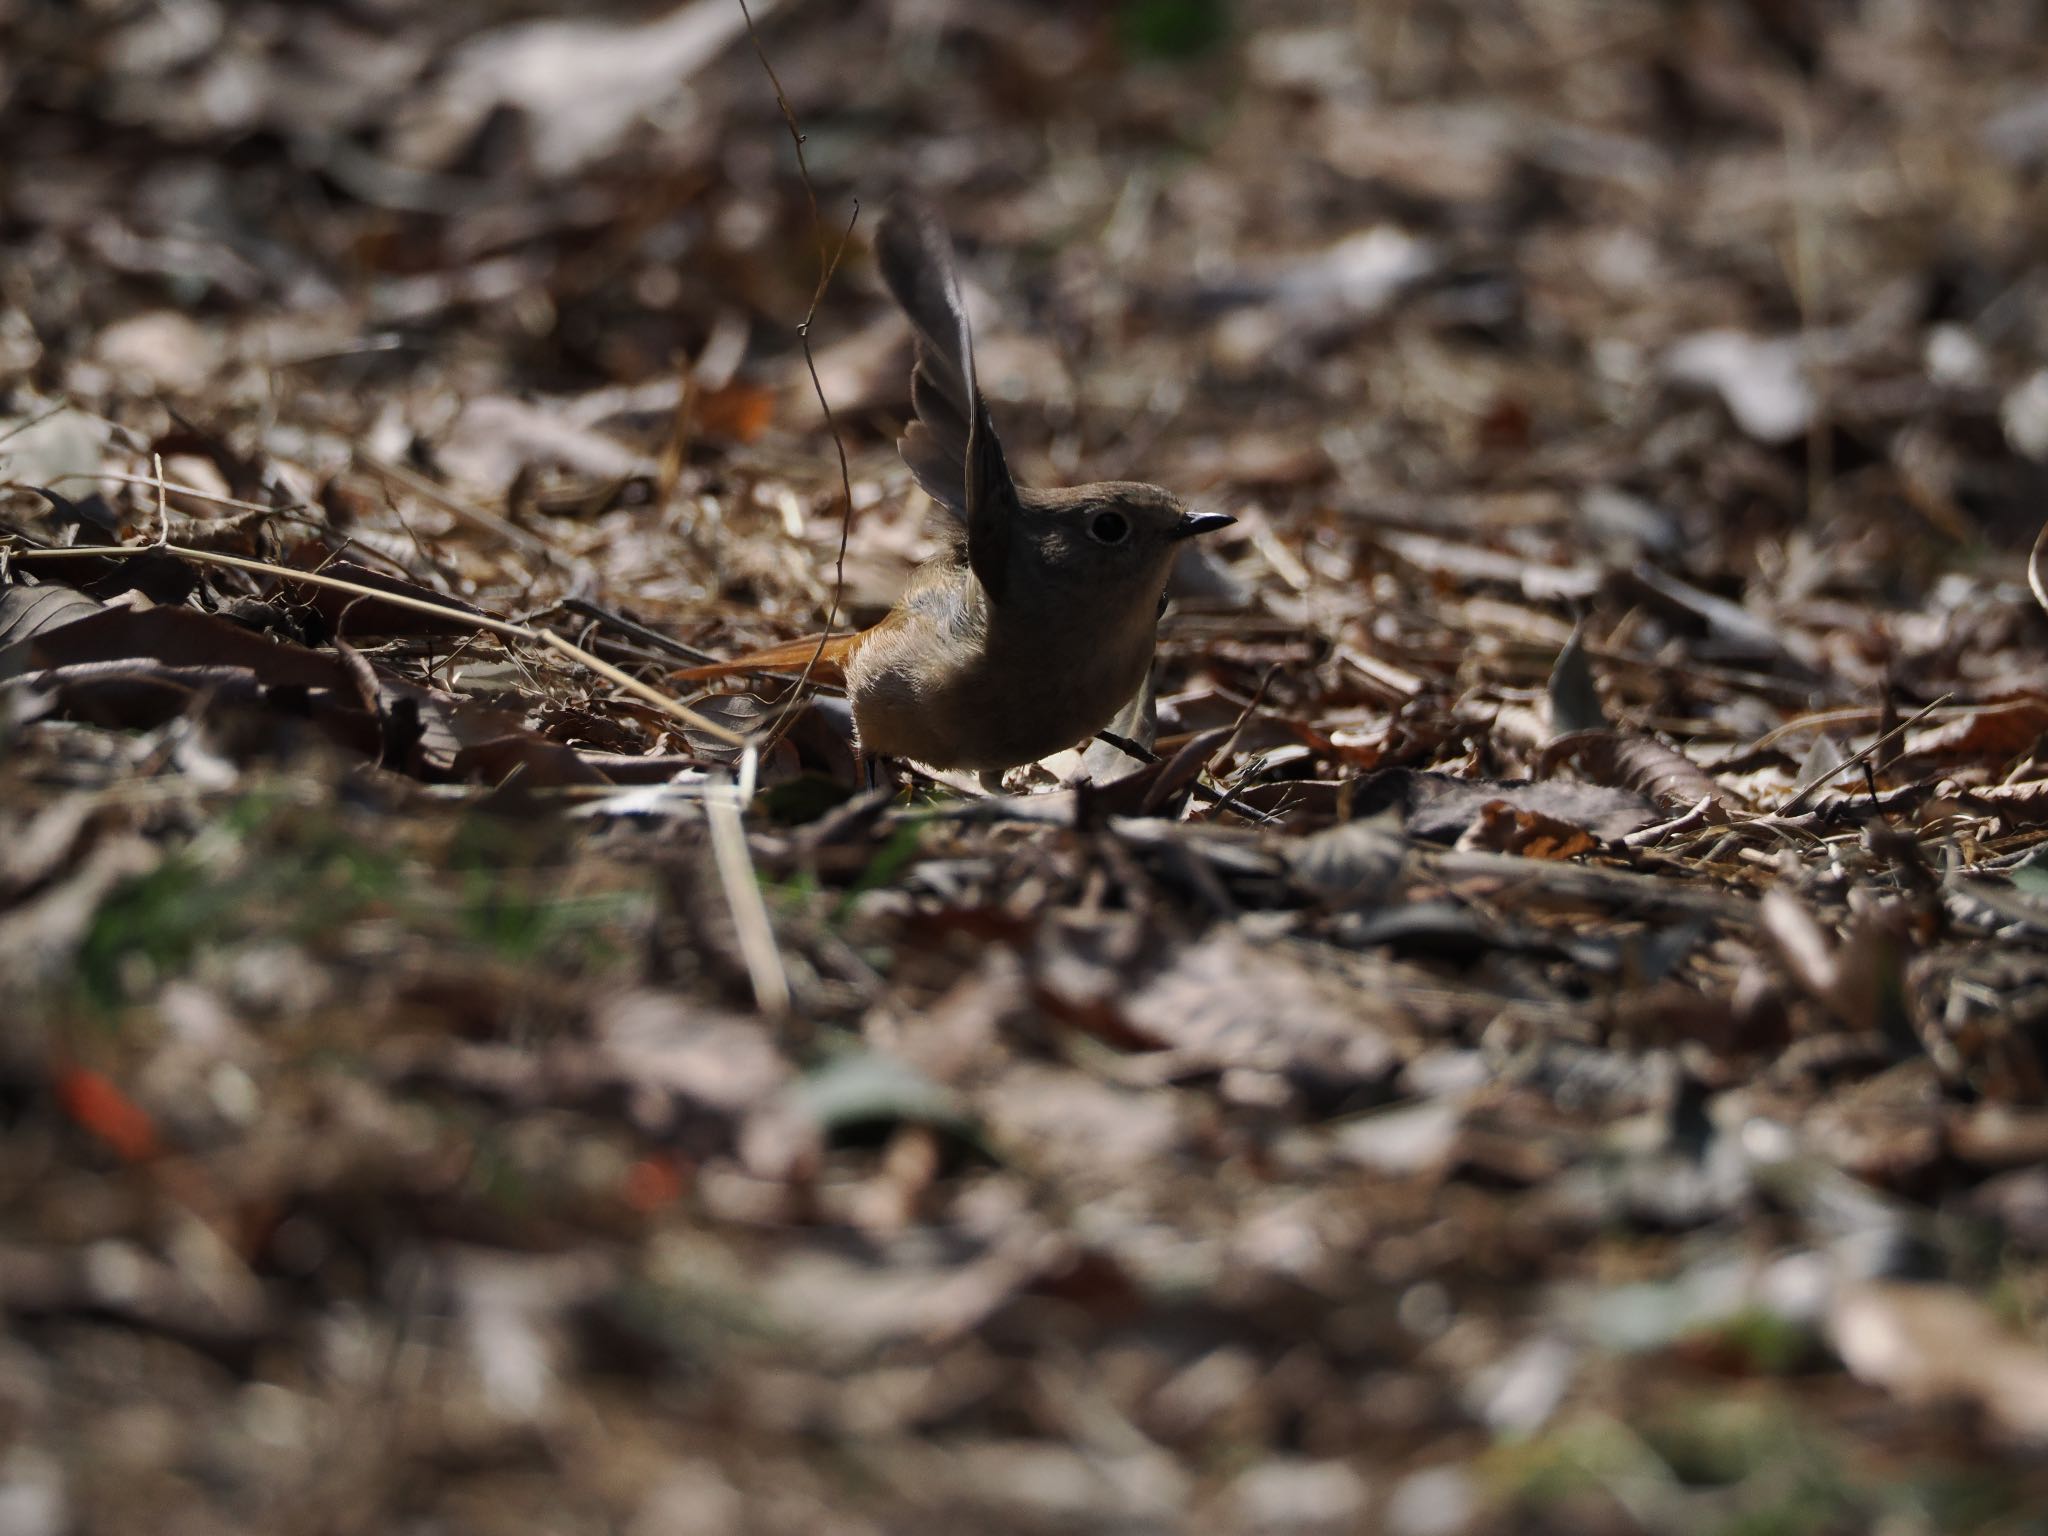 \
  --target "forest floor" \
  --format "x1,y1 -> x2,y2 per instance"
7,2 -> 2048,1532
